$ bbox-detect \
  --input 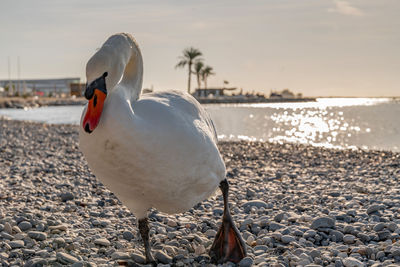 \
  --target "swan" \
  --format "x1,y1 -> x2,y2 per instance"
79,33 -> 246,264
